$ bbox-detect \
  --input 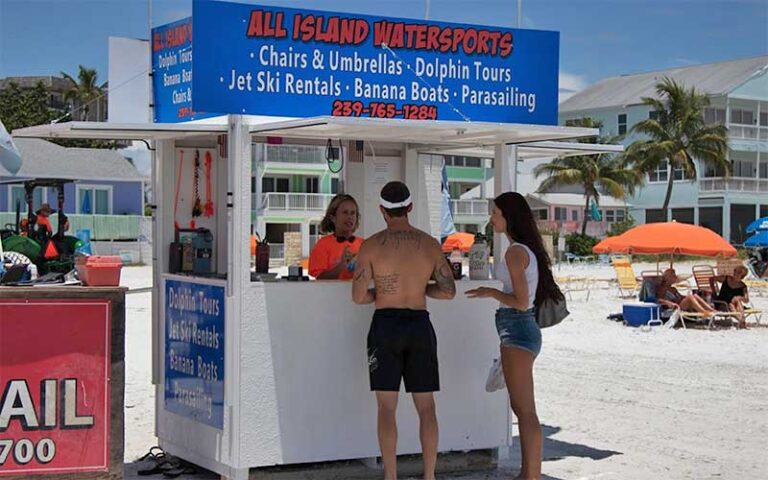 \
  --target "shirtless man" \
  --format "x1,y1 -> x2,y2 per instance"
352,181 -> 456,480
